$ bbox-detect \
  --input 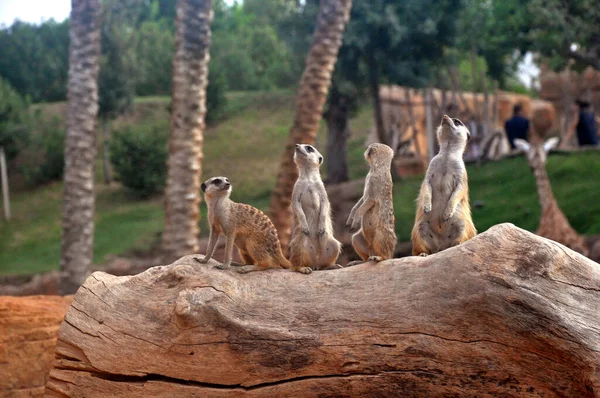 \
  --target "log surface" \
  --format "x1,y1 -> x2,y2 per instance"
46,224 -> 600,397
